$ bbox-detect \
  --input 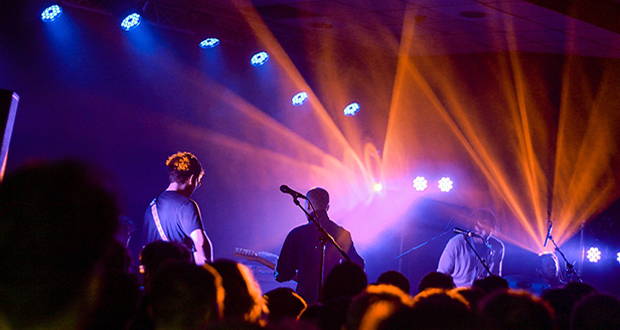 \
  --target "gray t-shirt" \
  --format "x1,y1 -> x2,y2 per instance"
437,234 -> 504,287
